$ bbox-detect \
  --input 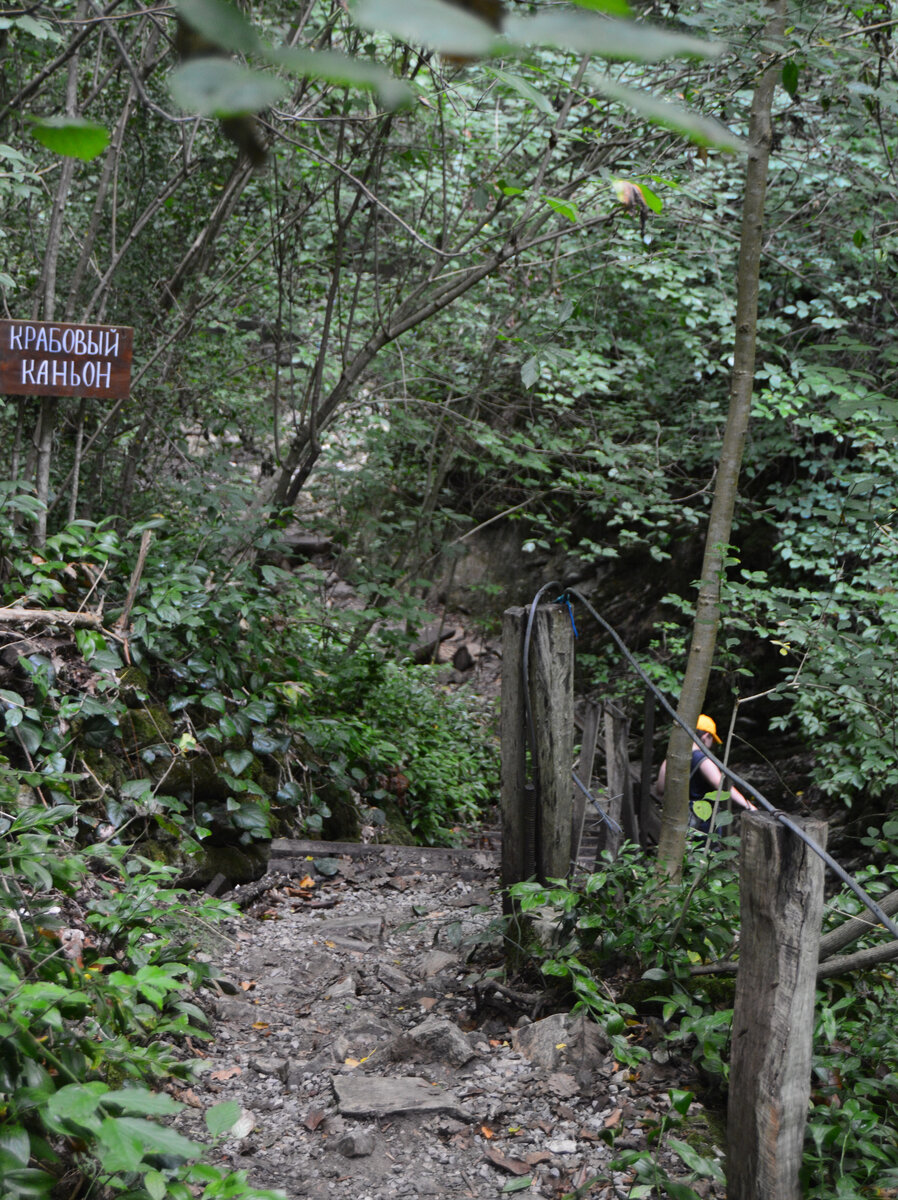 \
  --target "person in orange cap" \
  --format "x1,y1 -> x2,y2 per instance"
656,714 -> 756,833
